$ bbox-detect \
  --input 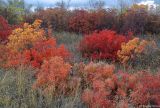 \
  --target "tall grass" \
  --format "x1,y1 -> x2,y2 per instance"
53,32 -> 88,63
0,66 -> 84,108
